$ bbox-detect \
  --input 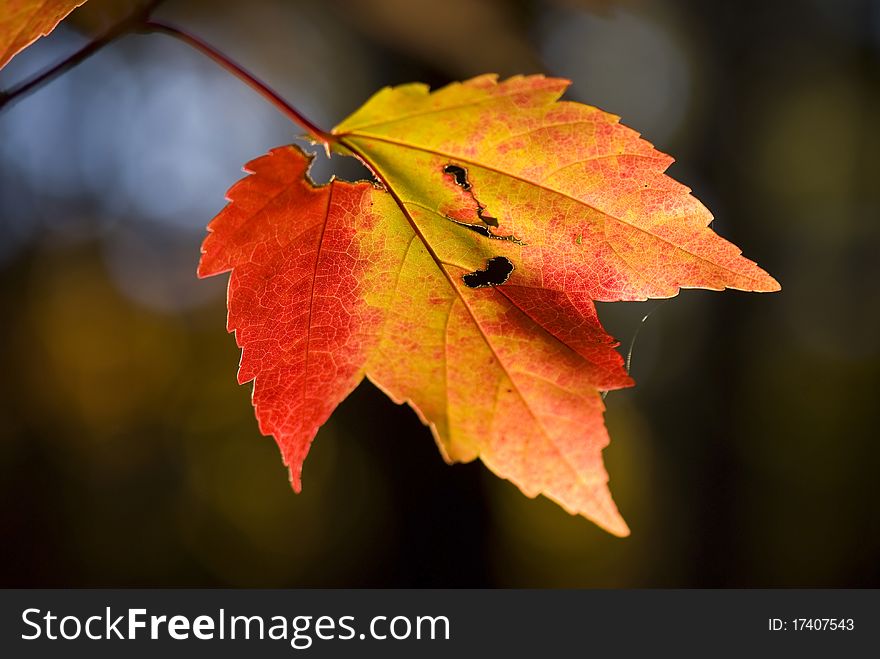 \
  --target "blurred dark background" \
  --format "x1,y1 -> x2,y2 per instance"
1,0 -> 878,587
